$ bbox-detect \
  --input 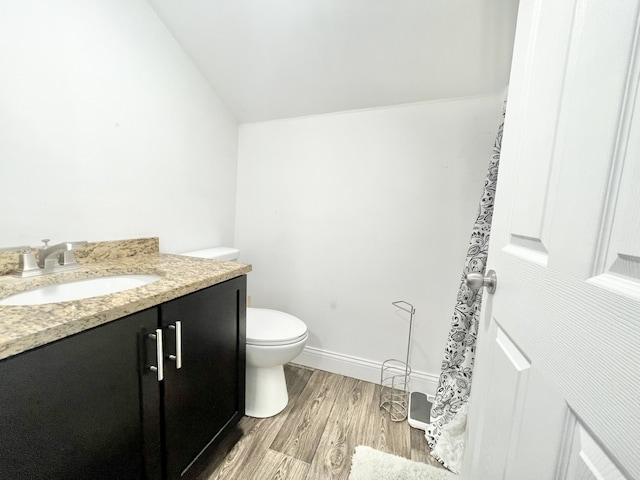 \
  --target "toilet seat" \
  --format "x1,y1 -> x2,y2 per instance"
247,308 -> 308,347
